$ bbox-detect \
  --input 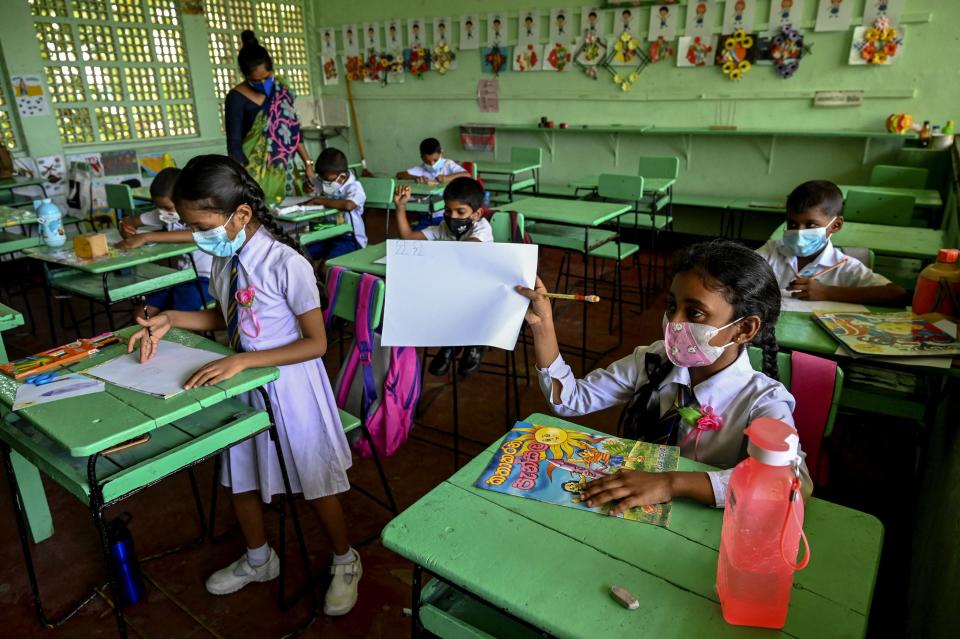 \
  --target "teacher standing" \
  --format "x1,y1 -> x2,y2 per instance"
225,30 -> 313,204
